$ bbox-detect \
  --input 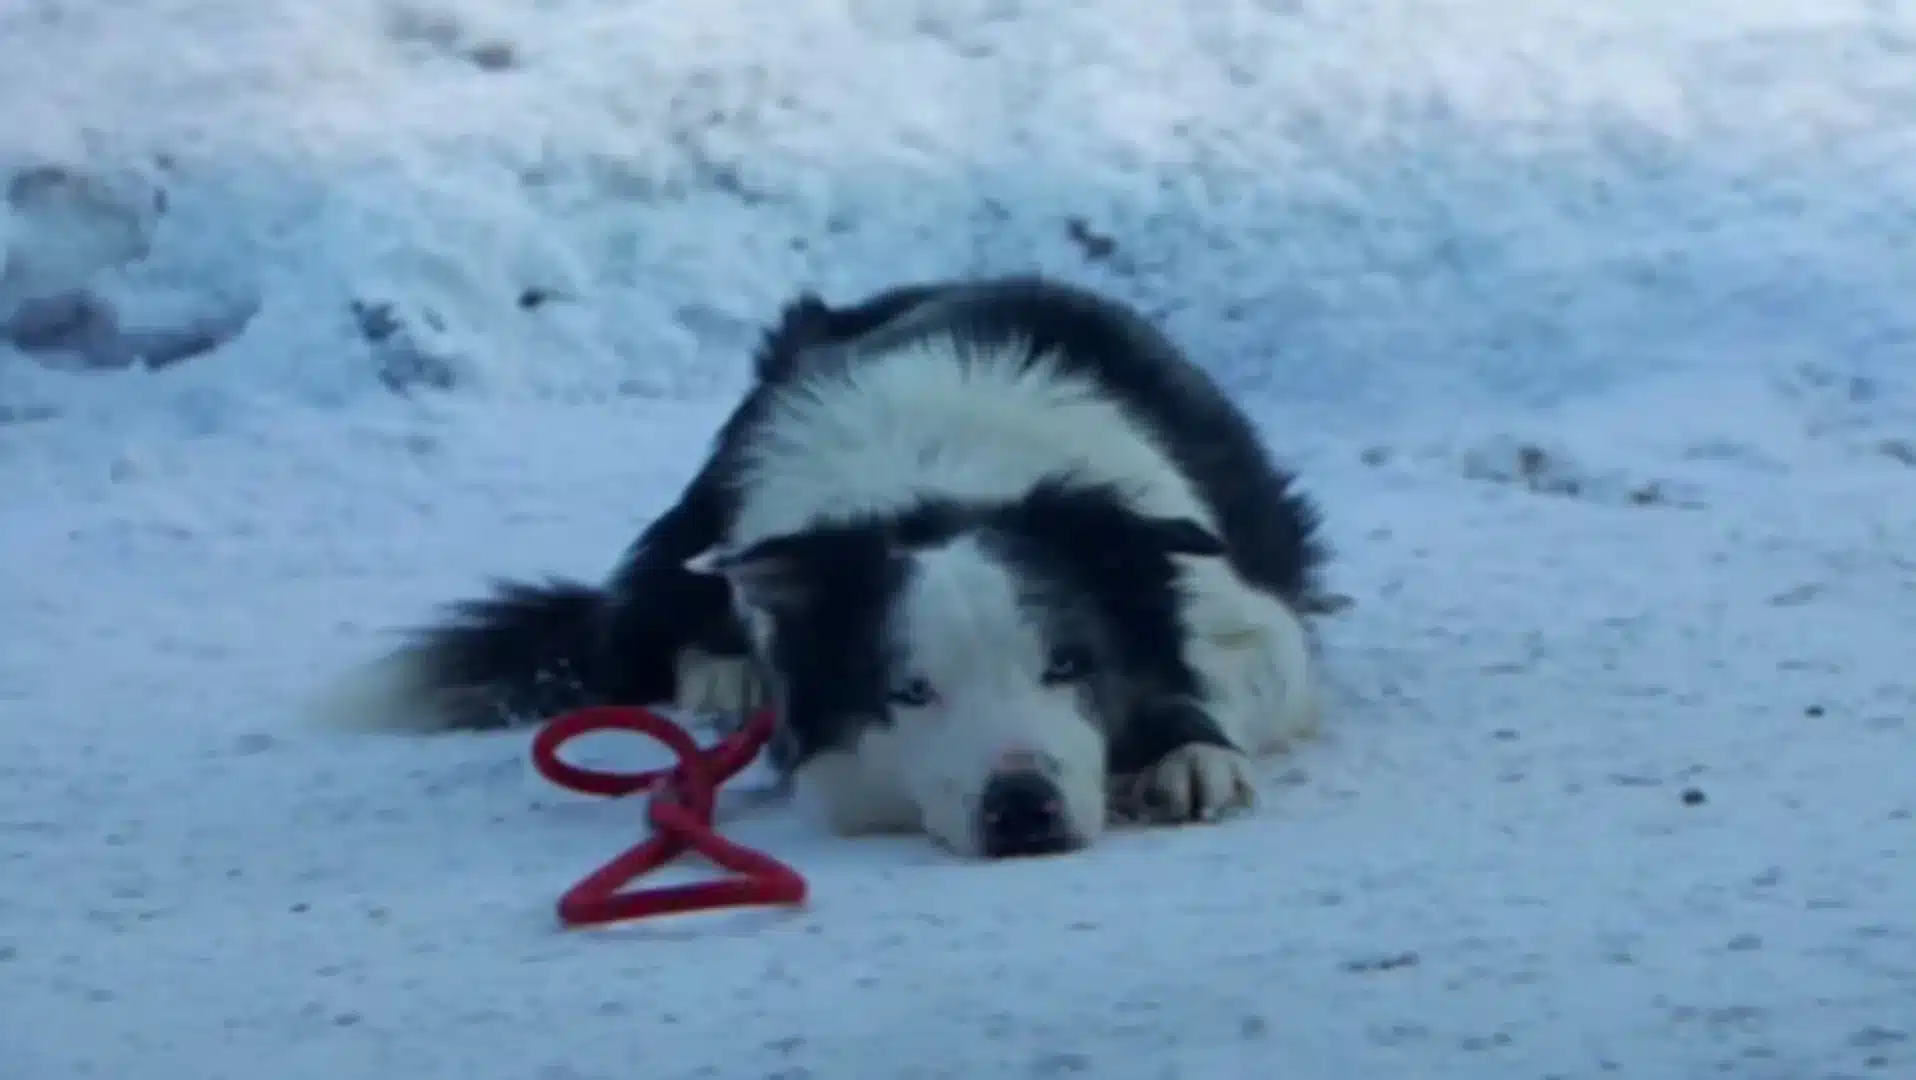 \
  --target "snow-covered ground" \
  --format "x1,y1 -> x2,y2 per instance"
4,1 -> 1914,1076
